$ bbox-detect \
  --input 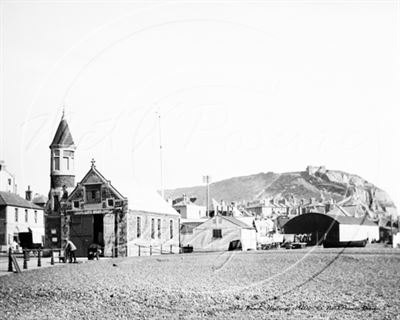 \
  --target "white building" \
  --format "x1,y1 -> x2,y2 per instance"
172,194 -> 207,219
0,160 -> 17,193
0,191 -> 45,251
126,184 -> 181,256
181,215 -> 257,252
